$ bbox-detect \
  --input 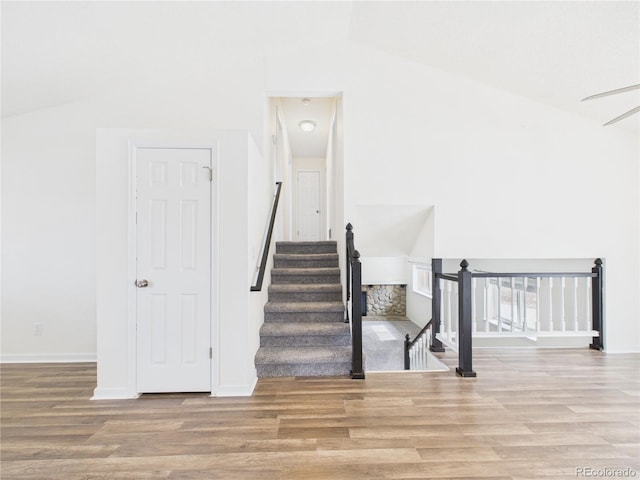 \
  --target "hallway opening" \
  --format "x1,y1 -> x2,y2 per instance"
266,95 -> 342,243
